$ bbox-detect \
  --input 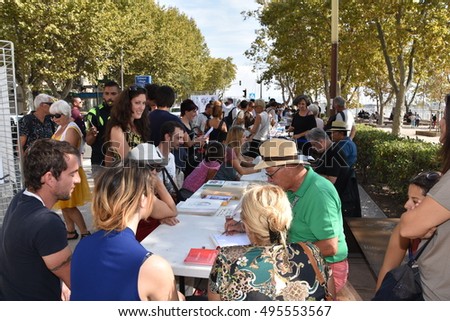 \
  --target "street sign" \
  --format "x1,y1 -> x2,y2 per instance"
135,75 -> 152,87
249,93 -> 256,99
